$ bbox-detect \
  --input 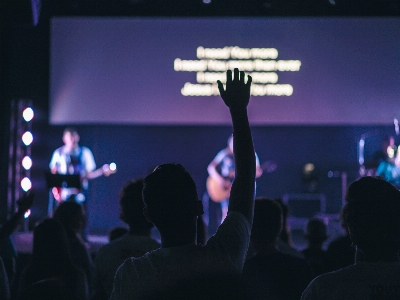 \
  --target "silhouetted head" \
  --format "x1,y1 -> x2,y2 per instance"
119,179 -> 153,234
304,218 -> 327,244
342,176 -> 400,256
251,198 -> 283,248
32,218 -> 71,262
53,201 -> 85,234
142,164 -> 202,231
